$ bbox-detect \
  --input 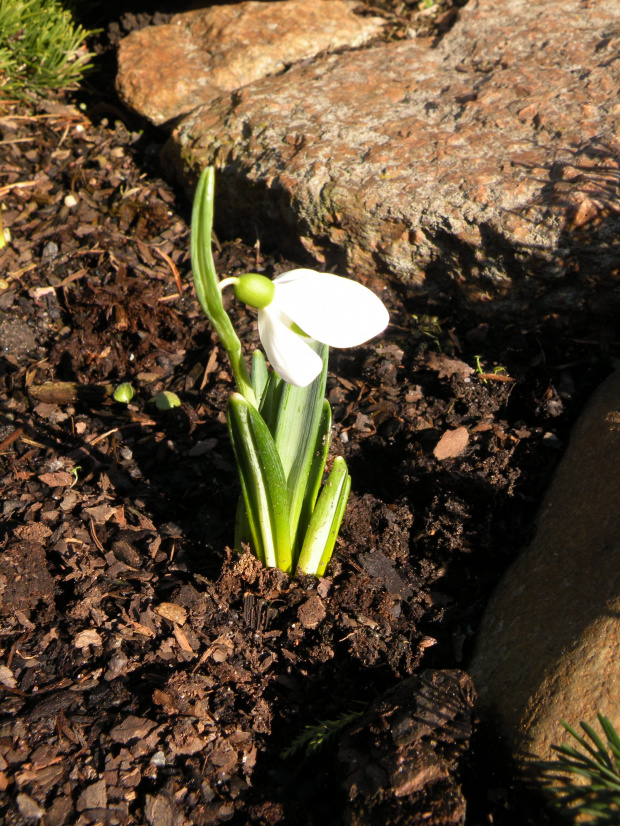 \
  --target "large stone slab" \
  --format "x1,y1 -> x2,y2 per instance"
469,369 -> 620,765
116,0 -> 385,126
163,0 -> 620,316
